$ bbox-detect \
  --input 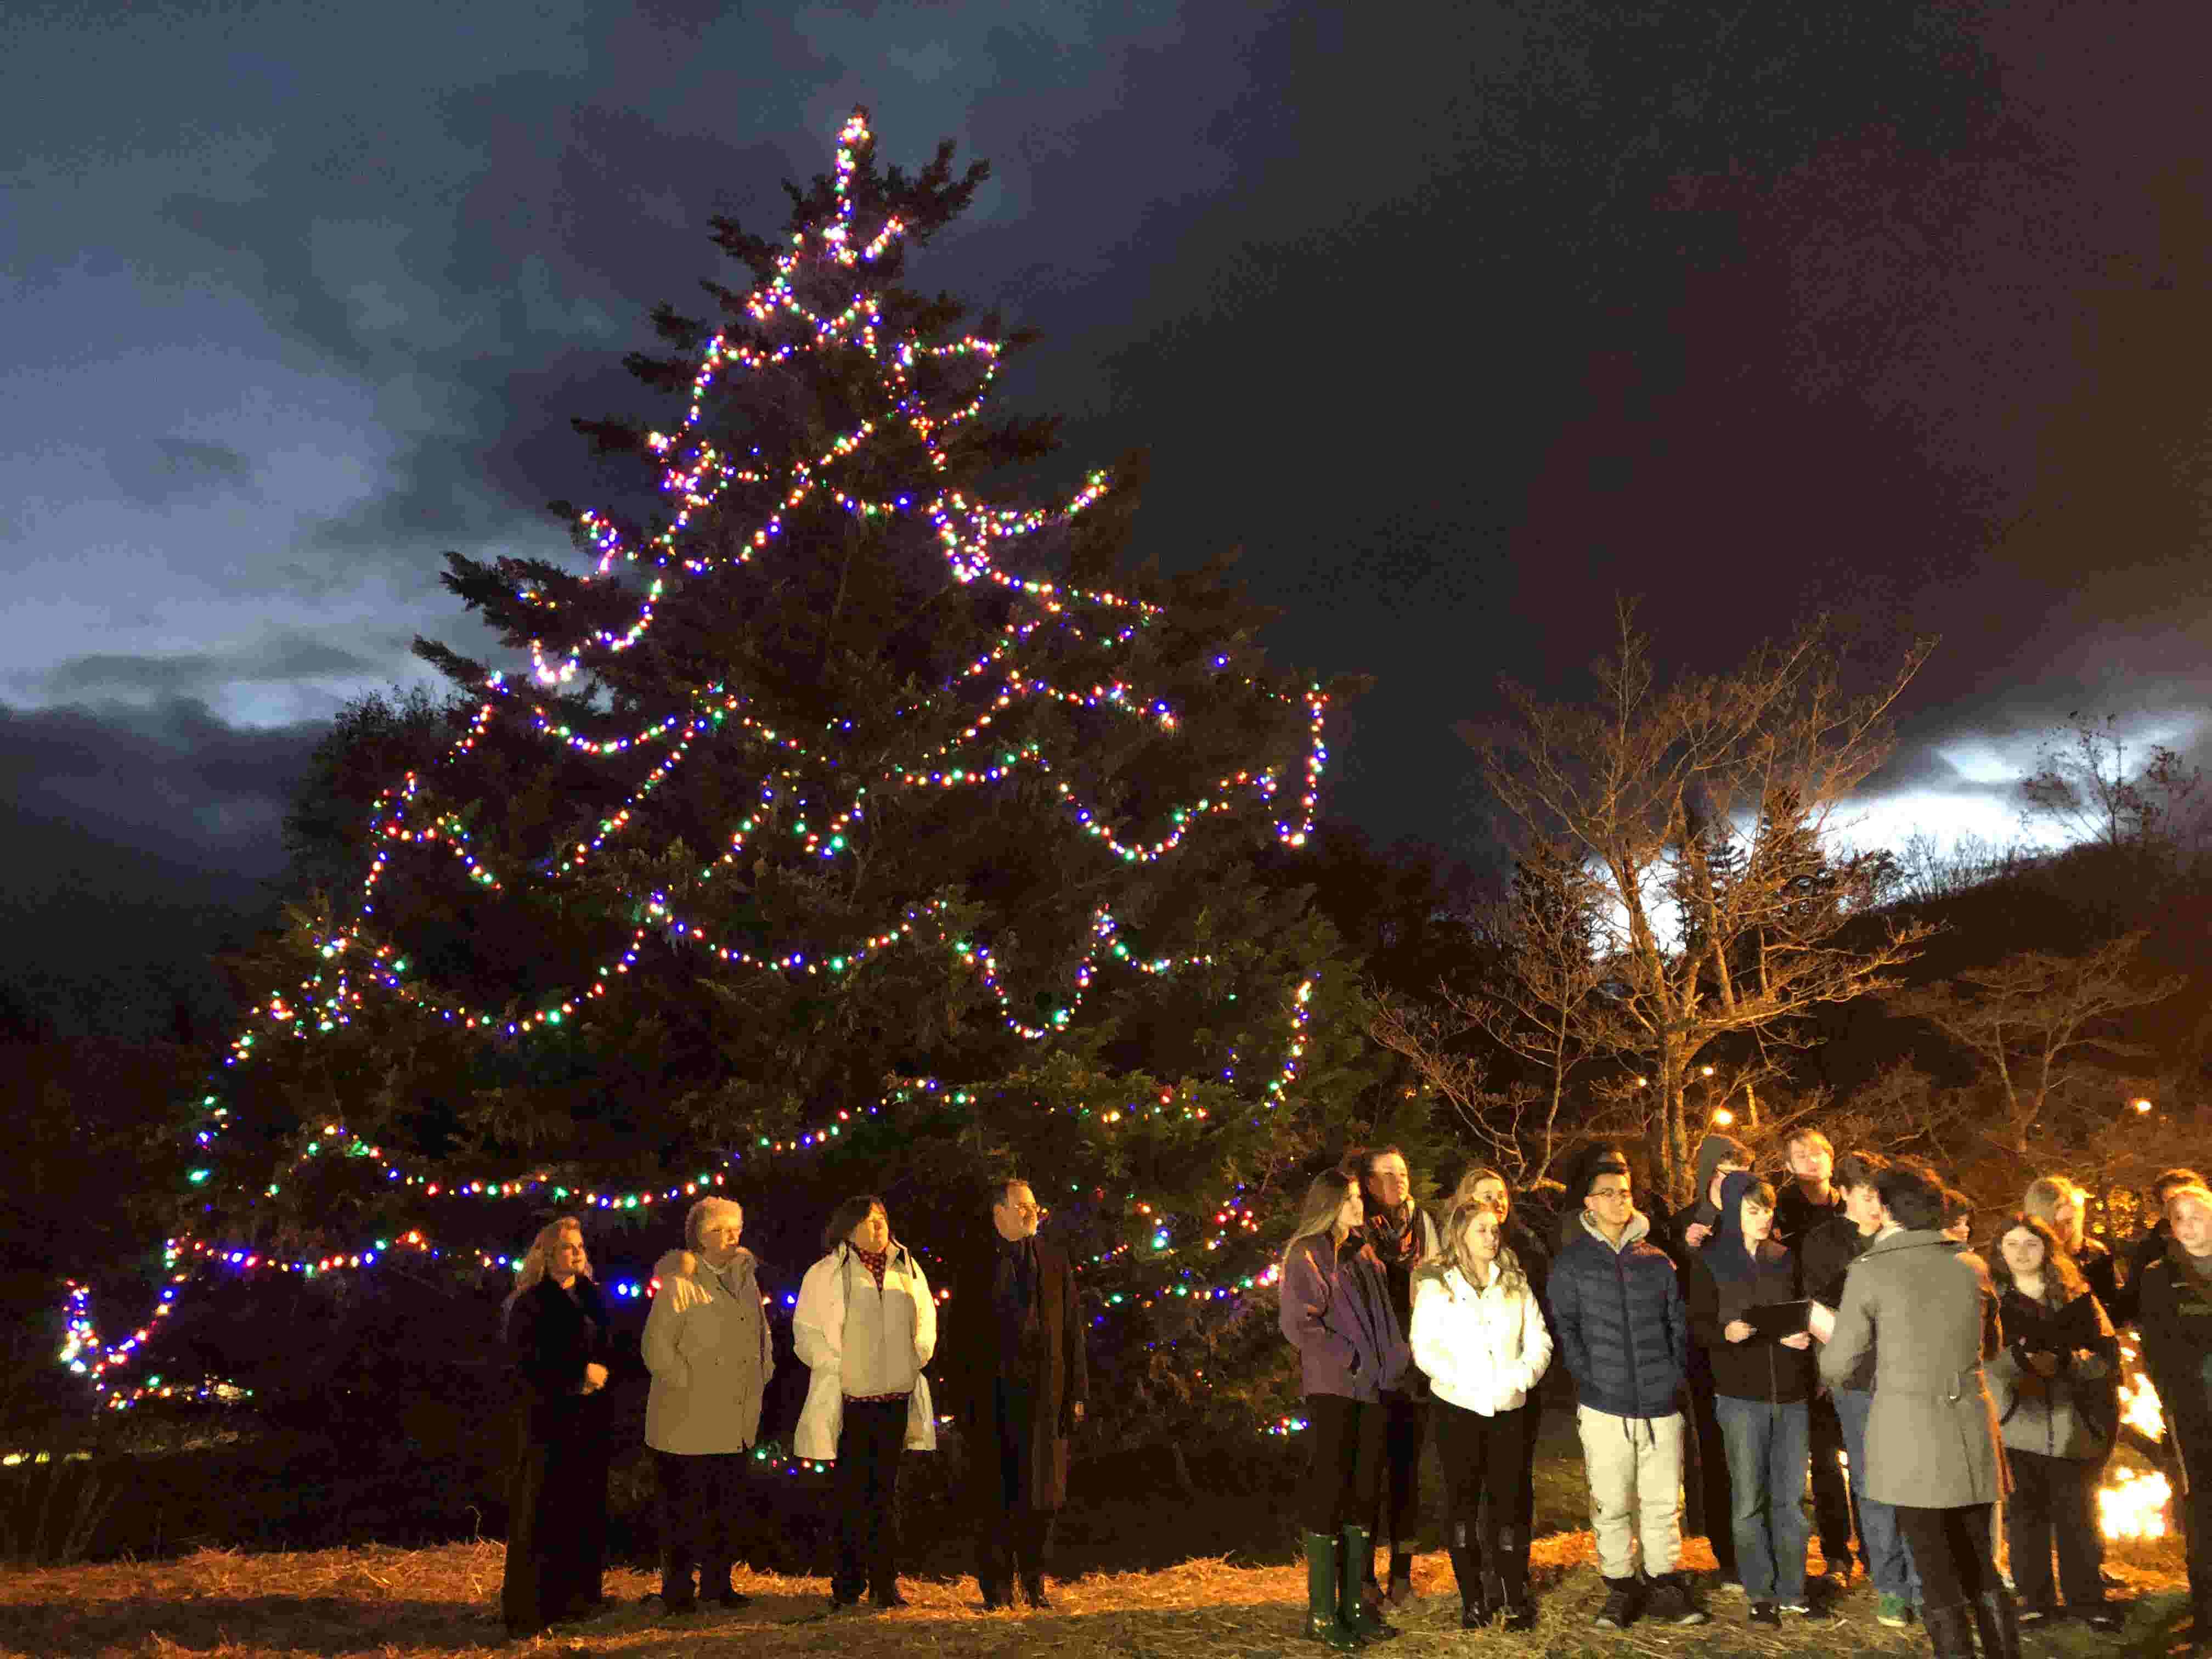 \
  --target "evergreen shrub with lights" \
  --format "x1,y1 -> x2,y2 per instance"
61,113 -> 1389,1464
